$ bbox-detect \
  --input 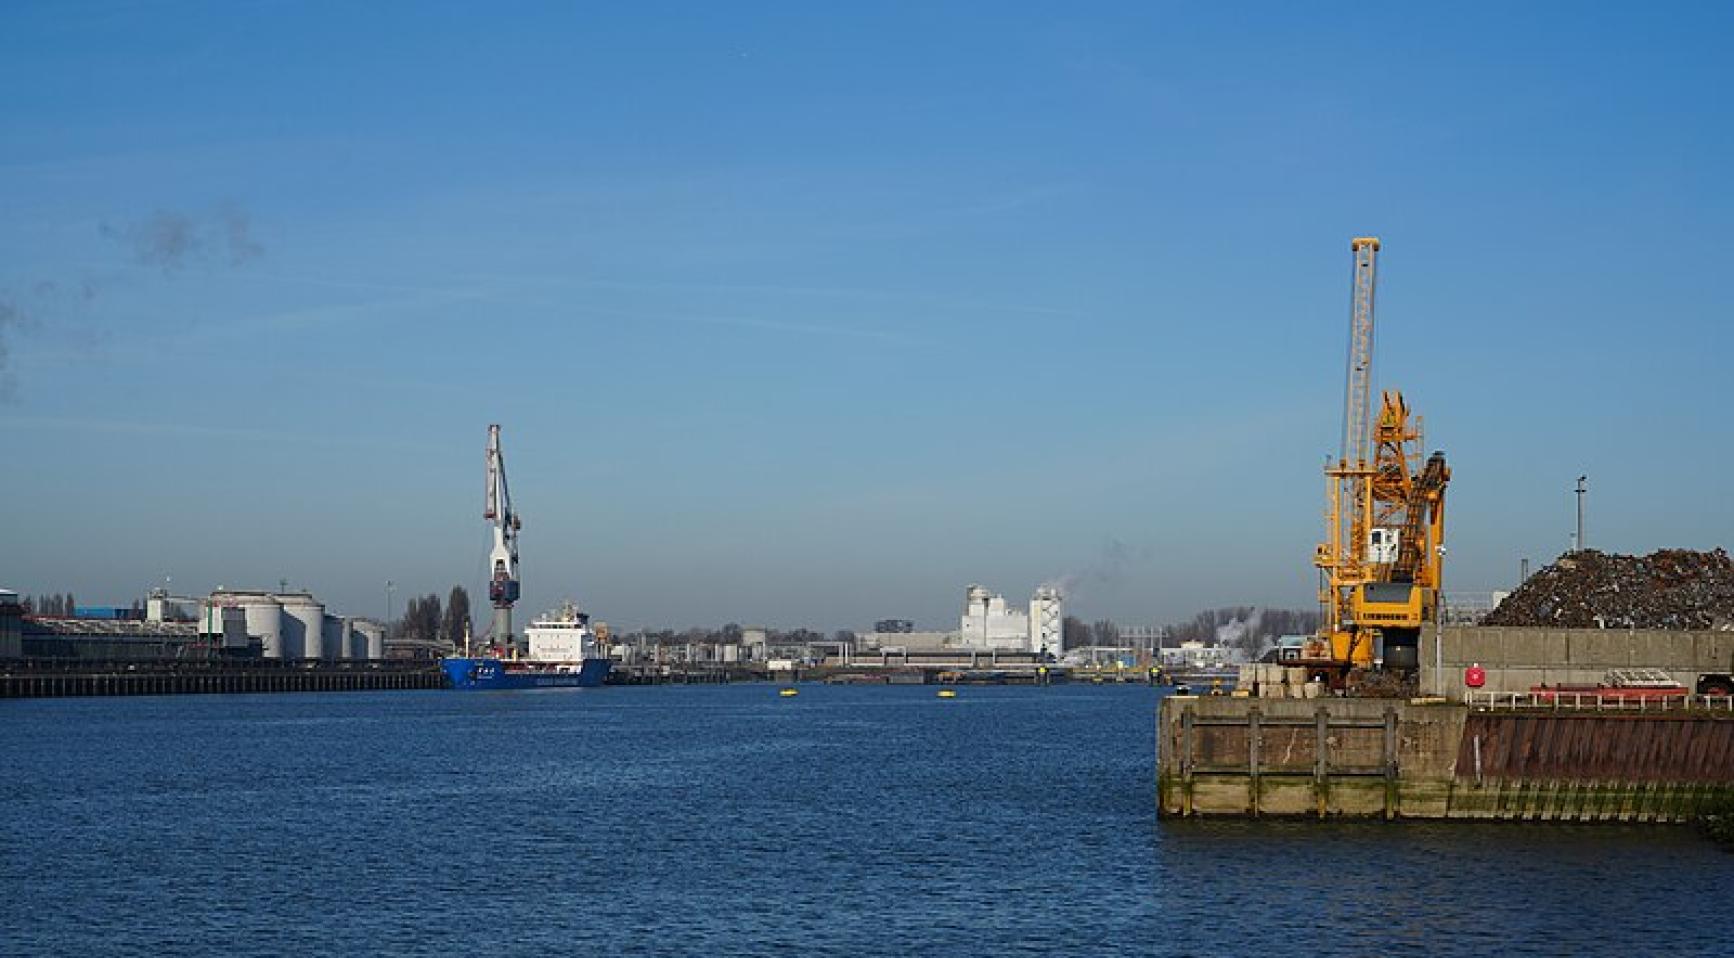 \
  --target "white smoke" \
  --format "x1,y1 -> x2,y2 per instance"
1214,608 -> 1263,648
